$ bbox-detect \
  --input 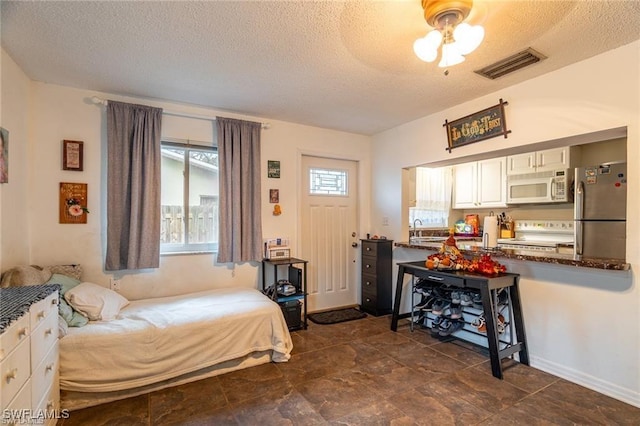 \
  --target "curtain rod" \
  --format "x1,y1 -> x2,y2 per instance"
90,96 -> 271,129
